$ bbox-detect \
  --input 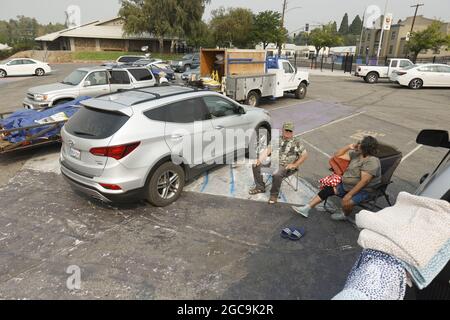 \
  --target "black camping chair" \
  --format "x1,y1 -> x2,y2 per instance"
325,144 -> 403,212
